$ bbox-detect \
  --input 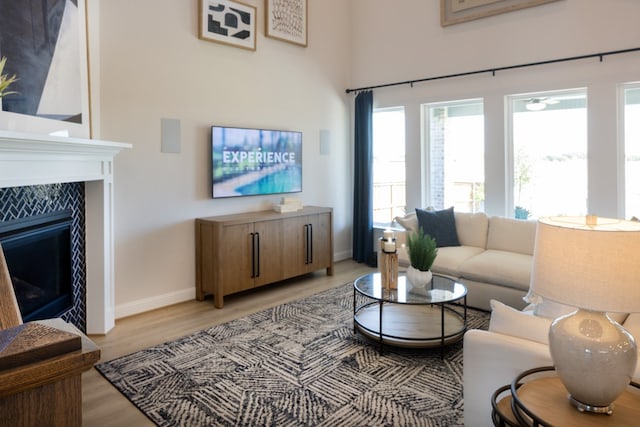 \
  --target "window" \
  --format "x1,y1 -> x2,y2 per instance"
508,89 -> 587,219
372,107 -> 406,225
624,84 -> 640,220
424,100 -> 484,212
